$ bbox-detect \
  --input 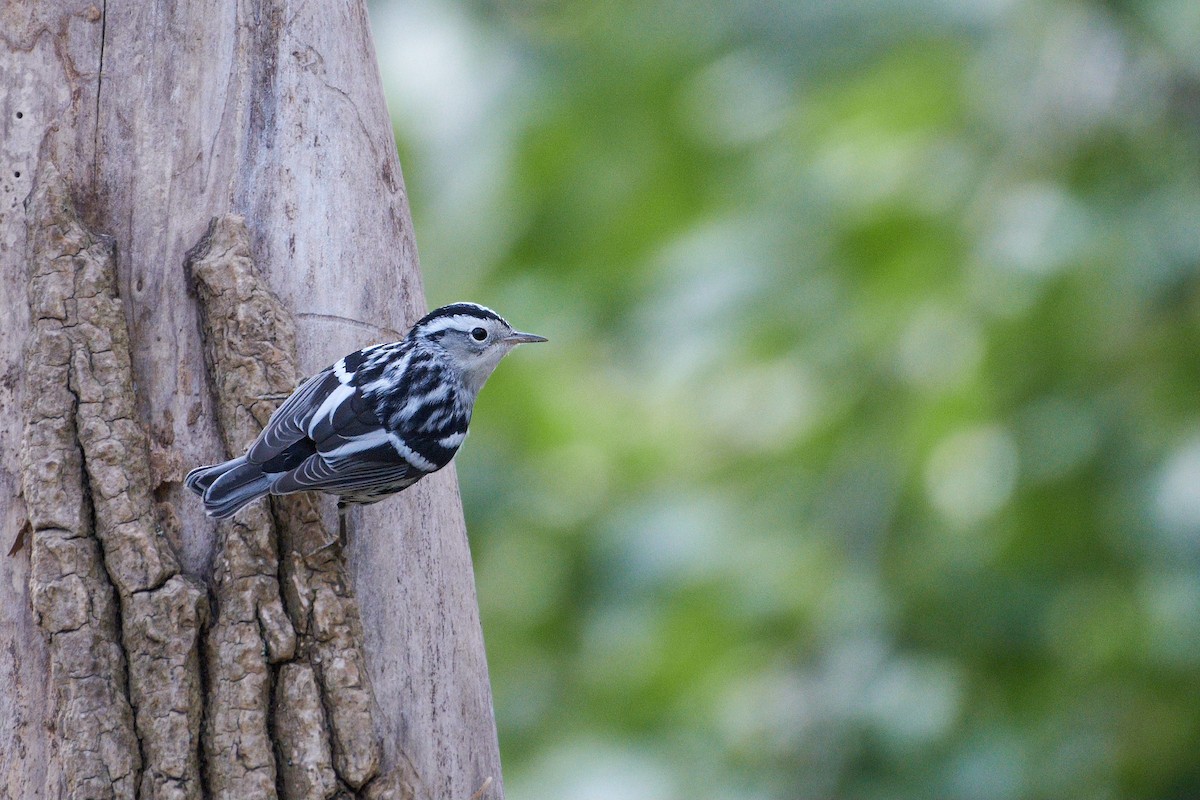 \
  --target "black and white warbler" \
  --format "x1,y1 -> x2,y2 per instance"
185,302 -> 546,522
